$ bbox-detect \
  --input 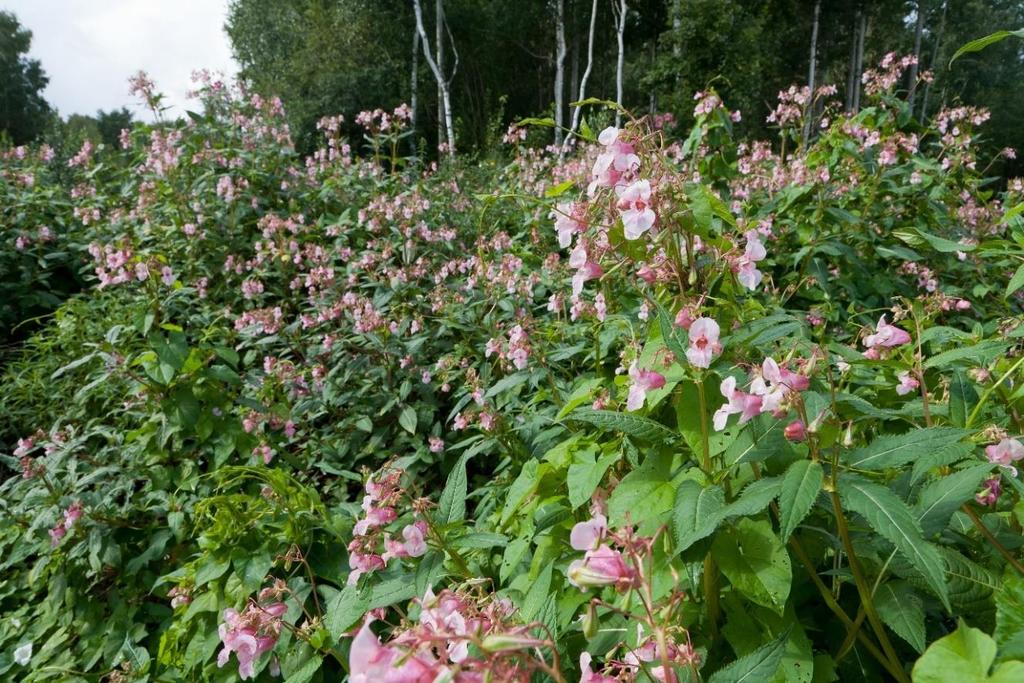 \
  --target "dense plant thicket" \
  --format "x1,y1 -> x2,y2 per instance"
2,59 -> 1024,682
